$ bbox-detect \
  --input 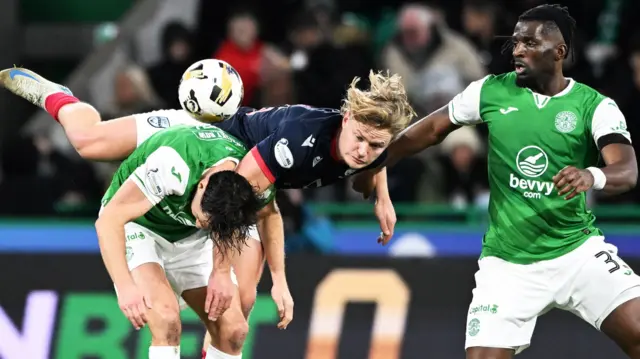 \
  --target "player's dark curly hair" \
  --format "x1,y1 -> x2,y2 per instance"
501,4 -> 577,59
201,170 -> 262,257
